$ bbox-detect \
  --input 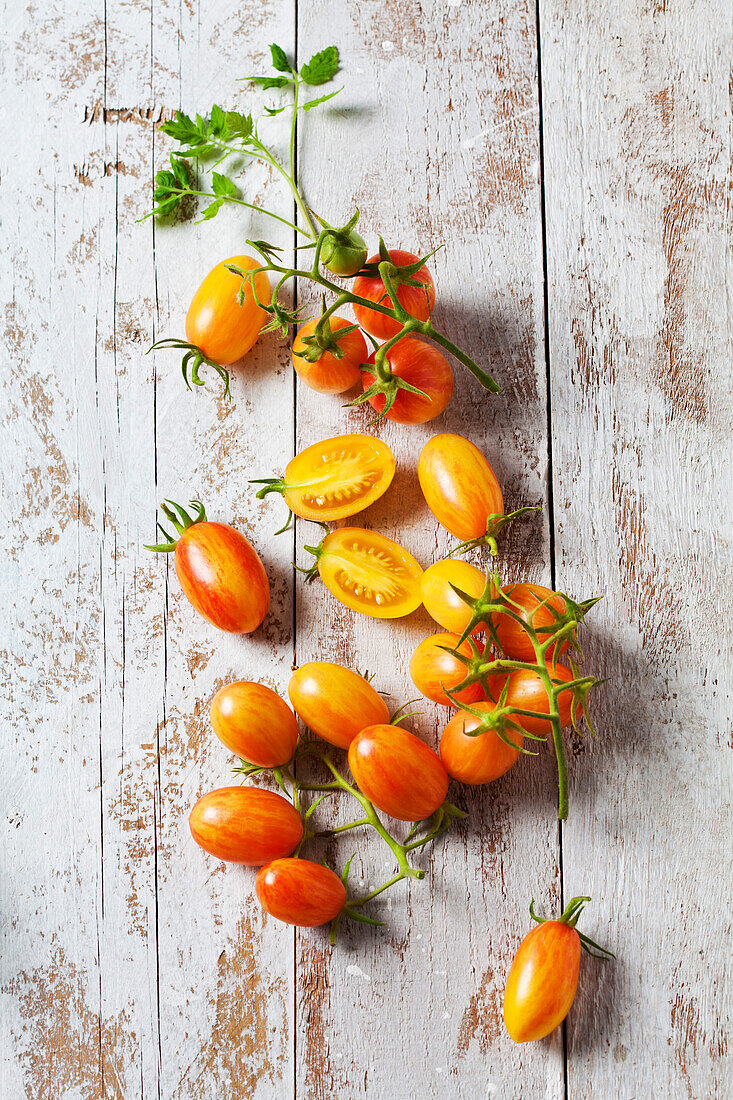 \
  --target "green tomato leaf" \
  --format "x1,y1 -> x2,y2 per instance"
211,172 -> 238,198
302,87 -> 343,111
300,45 -> 339,86
264,104 -> 287,116
196,198 -> 223,223
249,74 -> 291,89
160,110 -> 199,145
209,103 -> 228,136
226,110 -> 254,140
269,43 -> 291,72
170,155 -> 190,186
